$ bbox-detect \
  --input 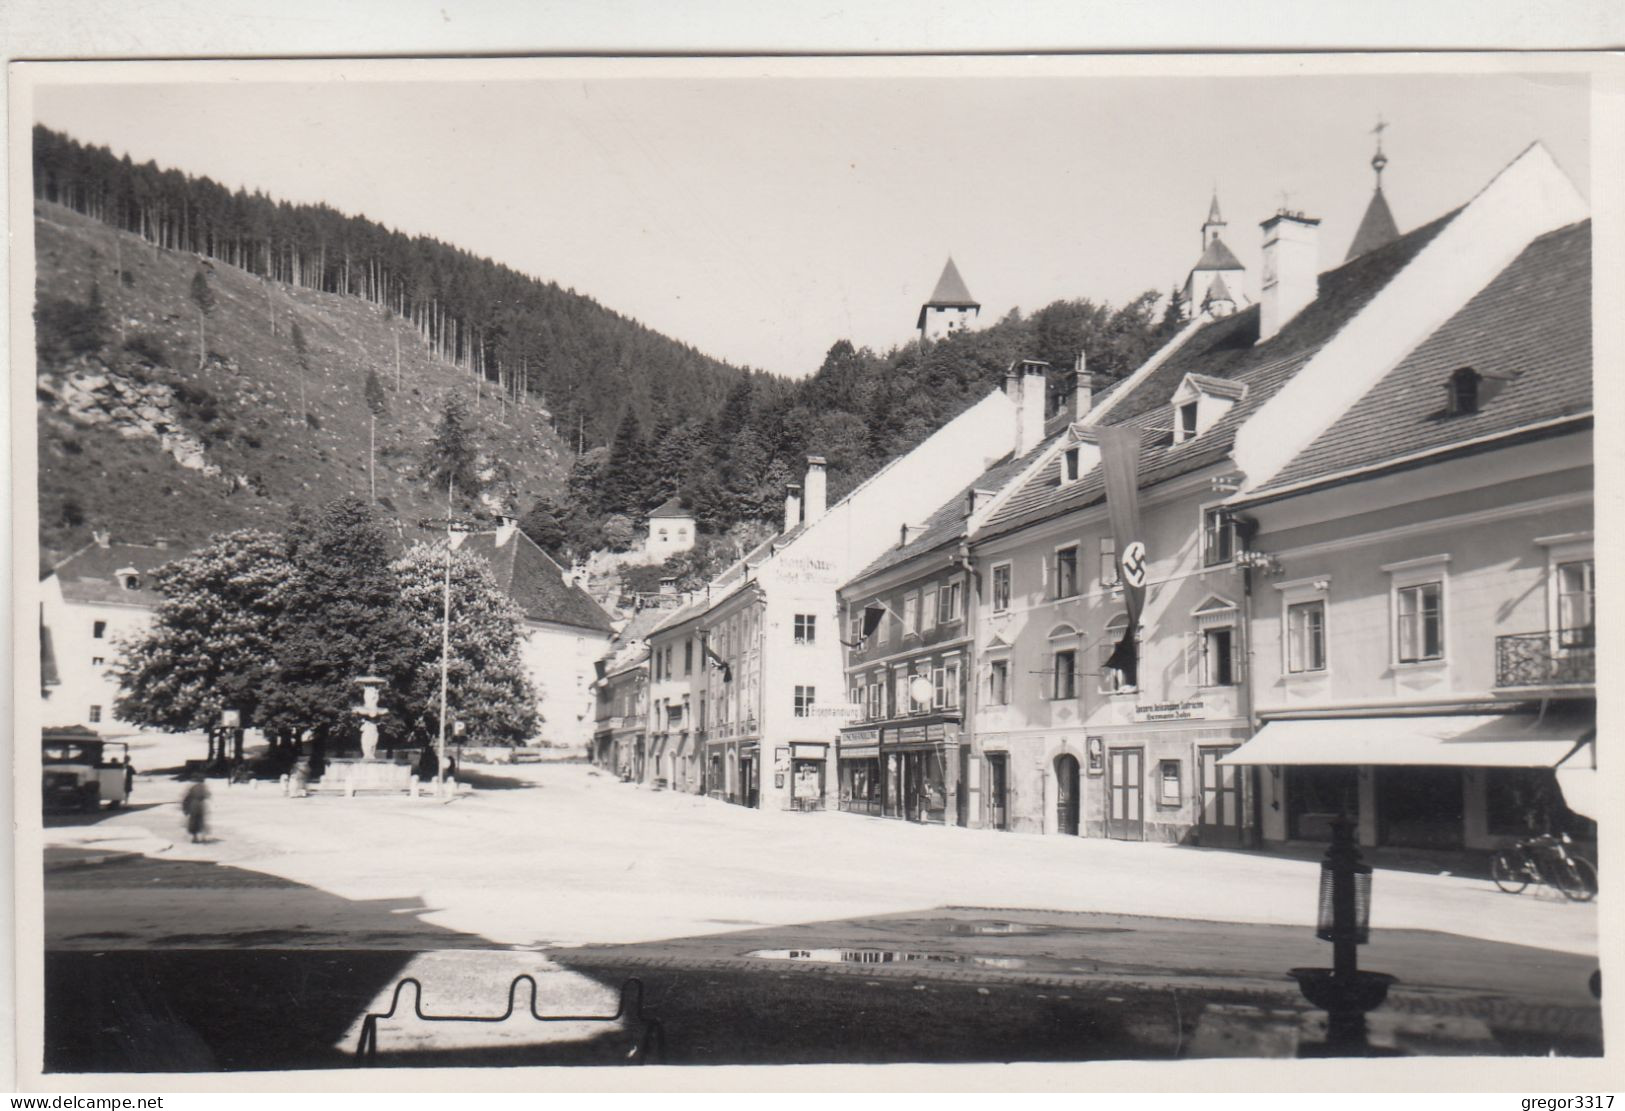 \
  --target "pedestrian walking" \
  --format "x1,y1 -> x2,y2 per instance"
181,776 -> 210,843
123,757 -> 135,800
